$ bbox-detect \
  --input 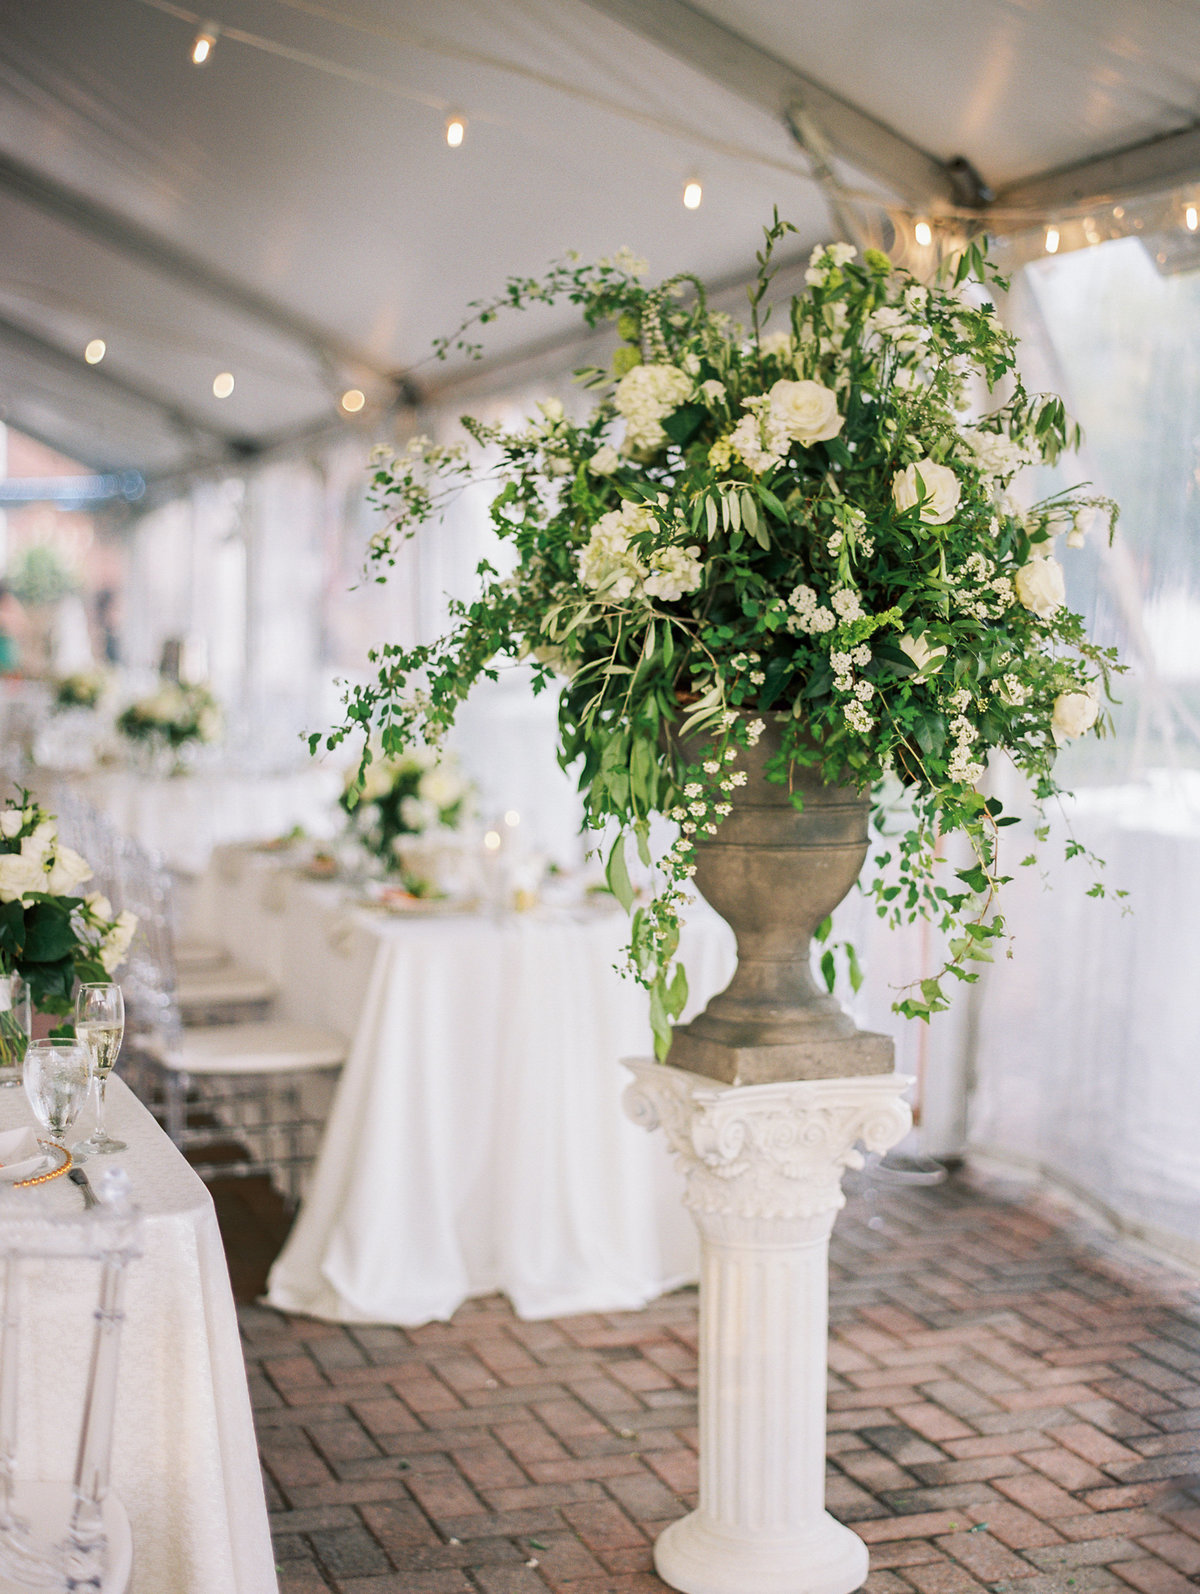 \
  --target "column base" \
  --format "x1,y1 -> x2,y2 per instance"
654,1507 -> 868,1594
